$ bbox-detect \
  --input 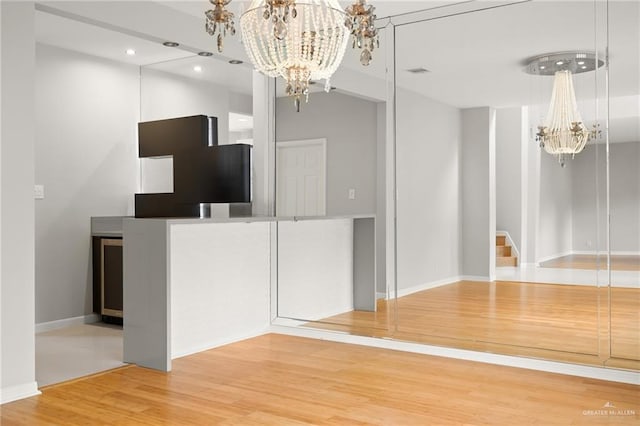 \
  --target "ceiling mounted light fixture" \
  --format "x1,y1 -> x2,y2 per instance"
345,0 -> 379,66
240,0 -> 349,112
525,51 -> 604,167
205,0 -> 236,53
